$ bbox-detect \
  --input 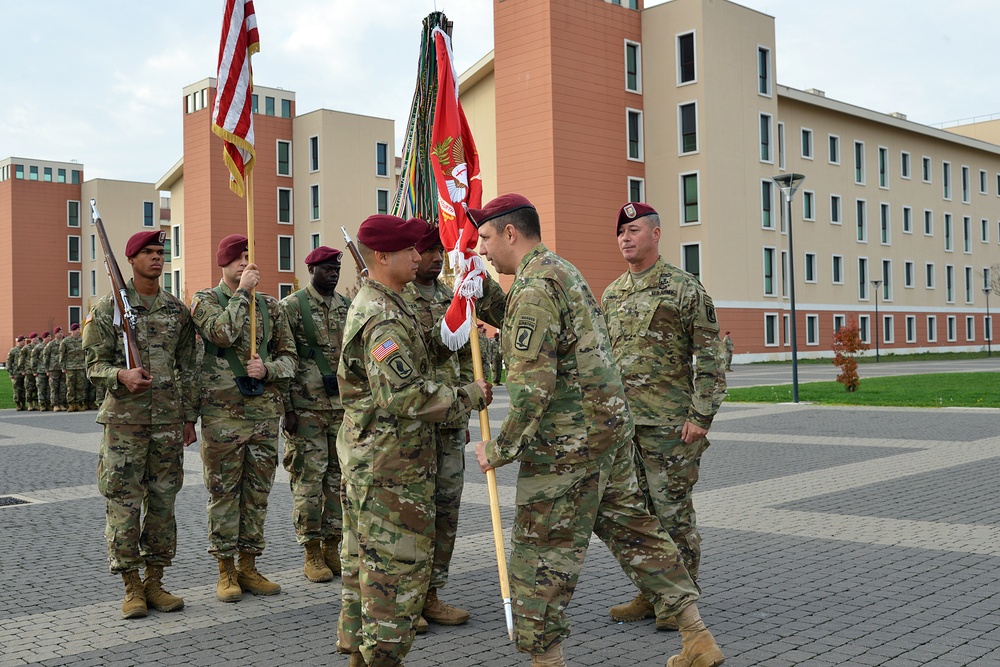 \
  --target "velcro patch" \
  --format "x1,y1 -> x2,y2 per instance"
371,338 -> 399,362
385,352 -> 412,379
